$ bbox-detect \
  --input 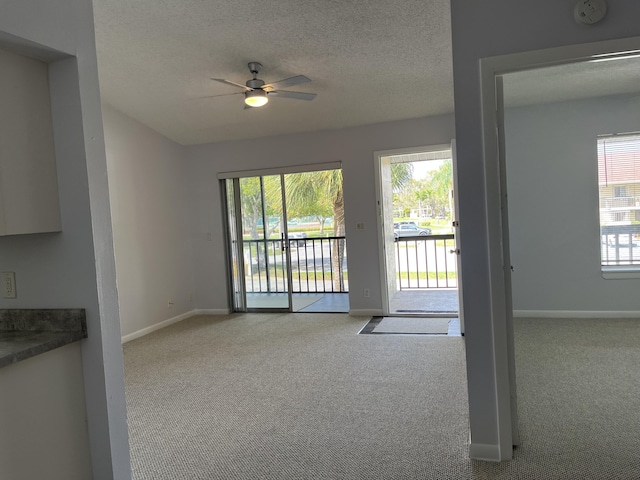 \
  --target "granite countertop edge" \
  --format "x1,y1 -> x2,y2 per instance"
0,309 -> 87,368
